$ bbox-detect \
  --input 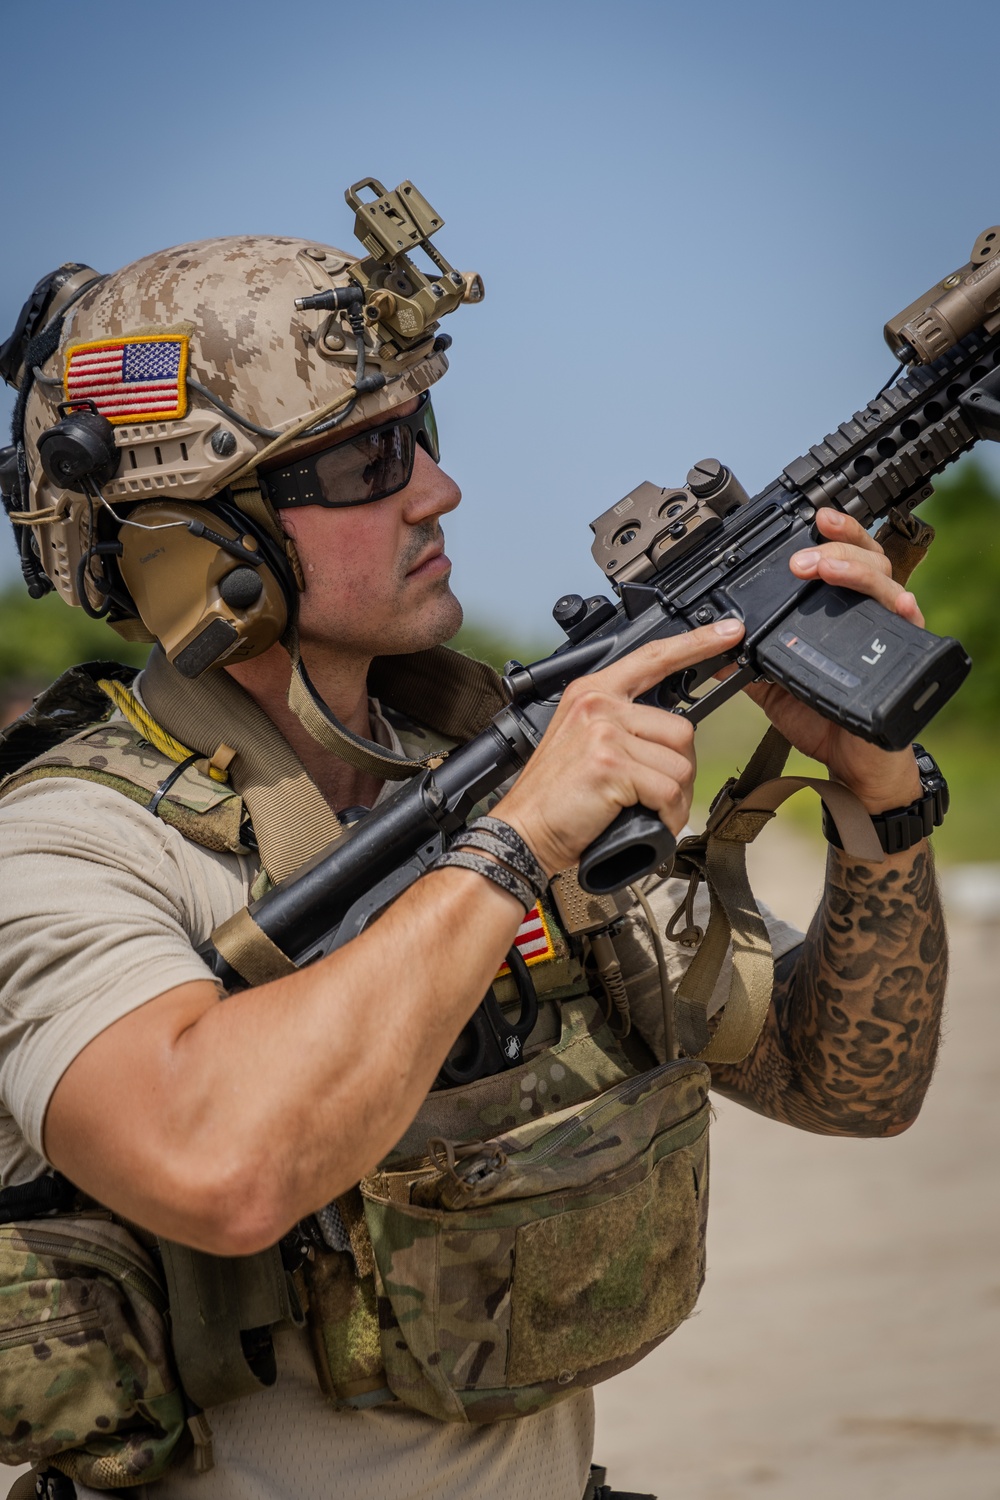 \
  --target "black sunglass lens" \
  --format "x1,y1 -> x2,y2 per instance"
314,426 -> 413,504
421,401 -> 440,463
